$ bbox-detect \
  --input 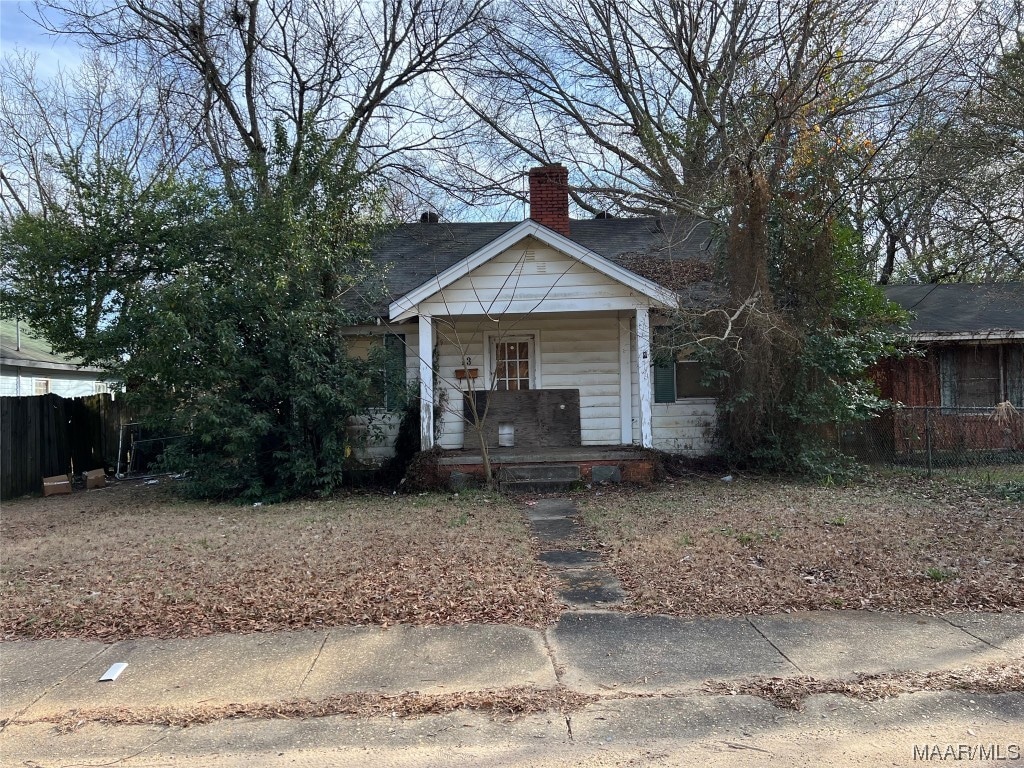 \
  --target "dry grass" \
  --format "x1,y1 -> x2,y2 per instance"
579,473 -> 1024,615
31,665 -> 1024,730
0,481 -> 563,640
702,662 -> 1024,710
41,686 -> 598,732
